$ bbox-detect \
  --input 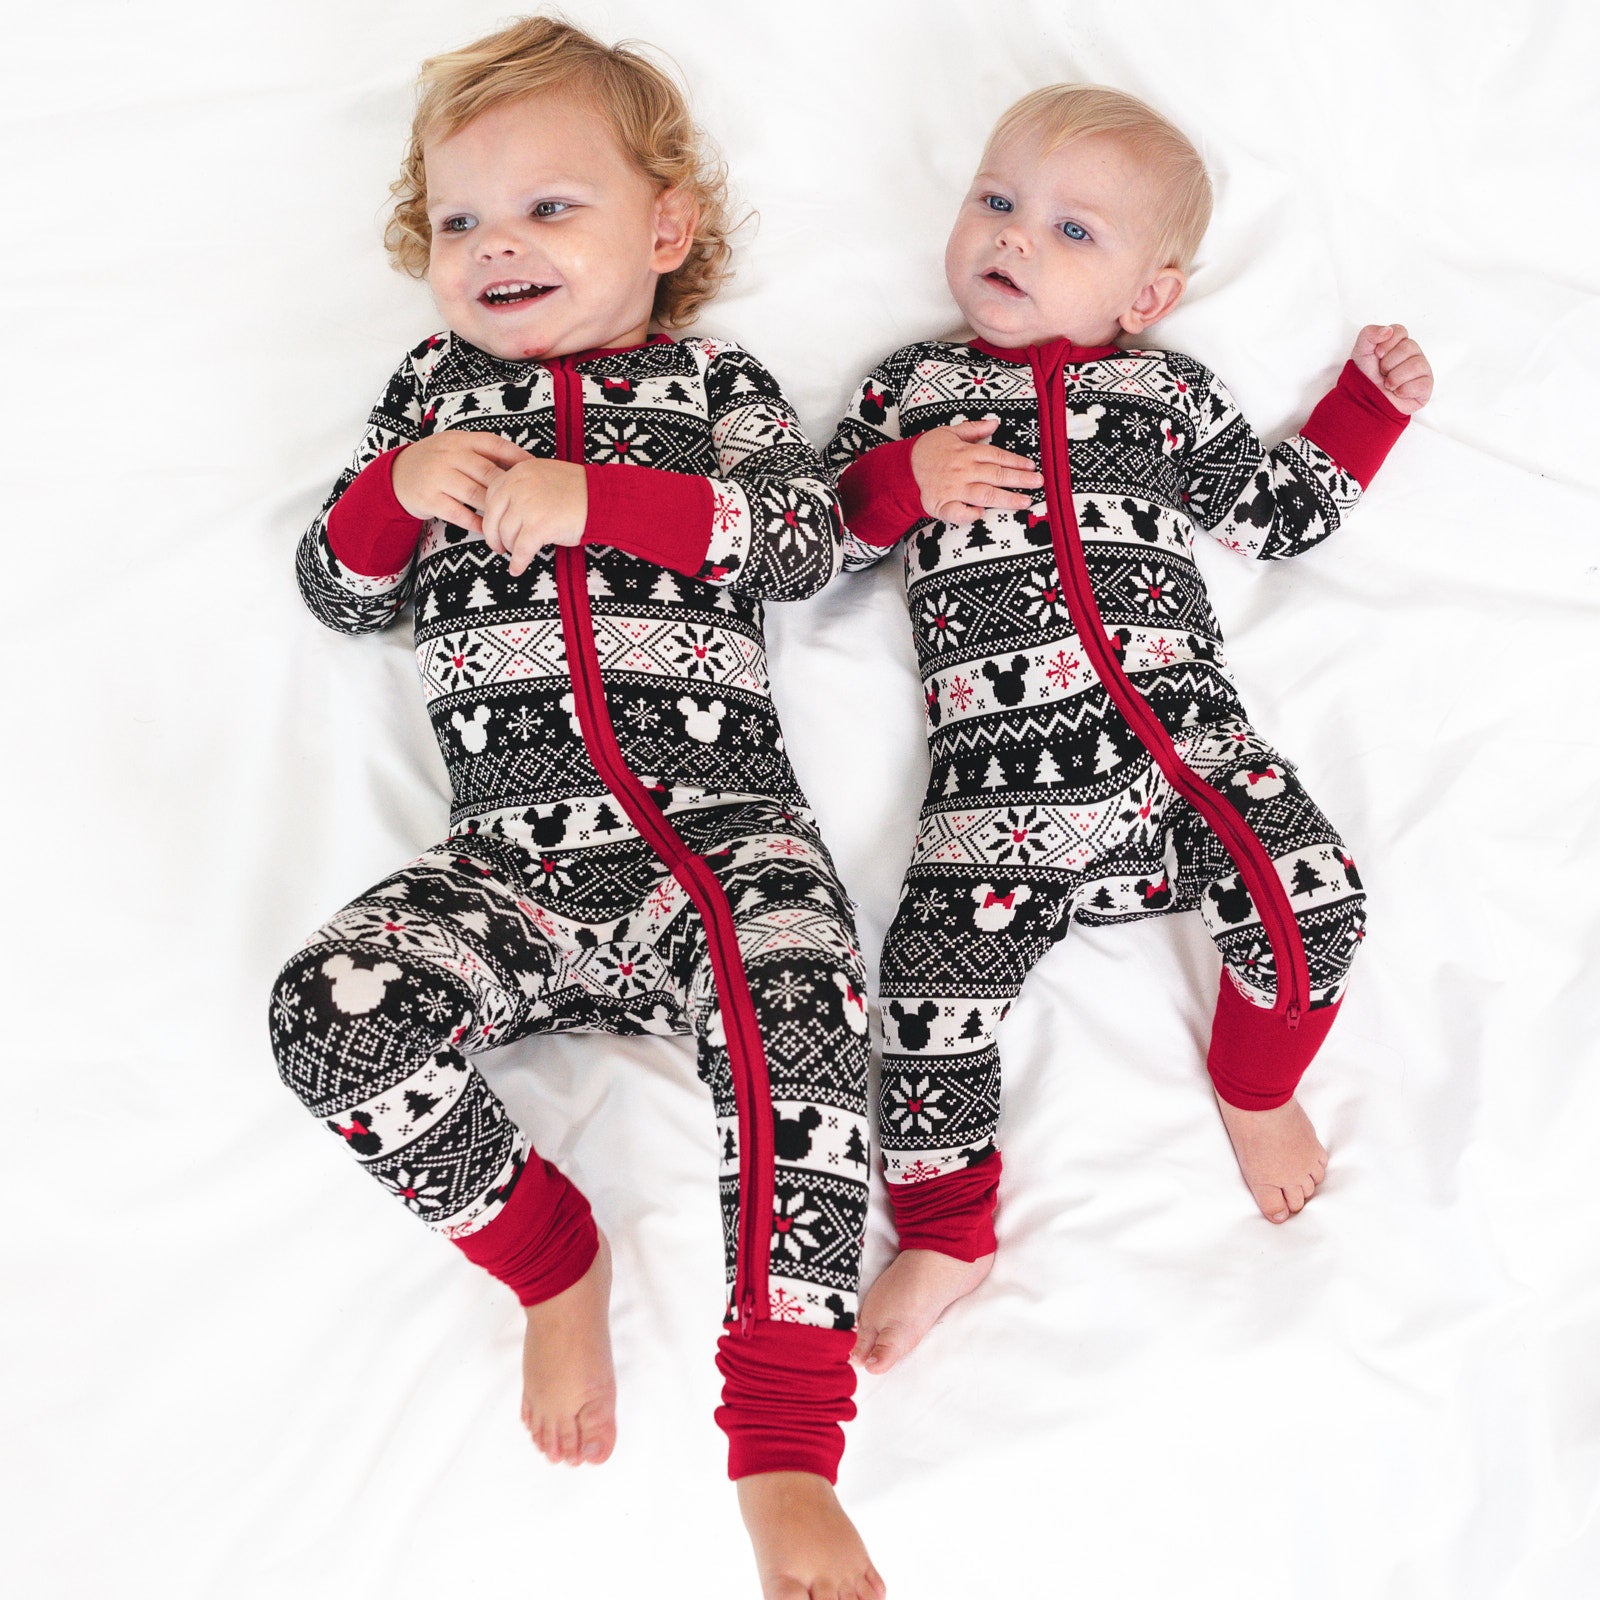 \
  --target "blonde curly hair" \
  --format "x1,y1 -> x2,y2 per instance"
384,15 -> 737,329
